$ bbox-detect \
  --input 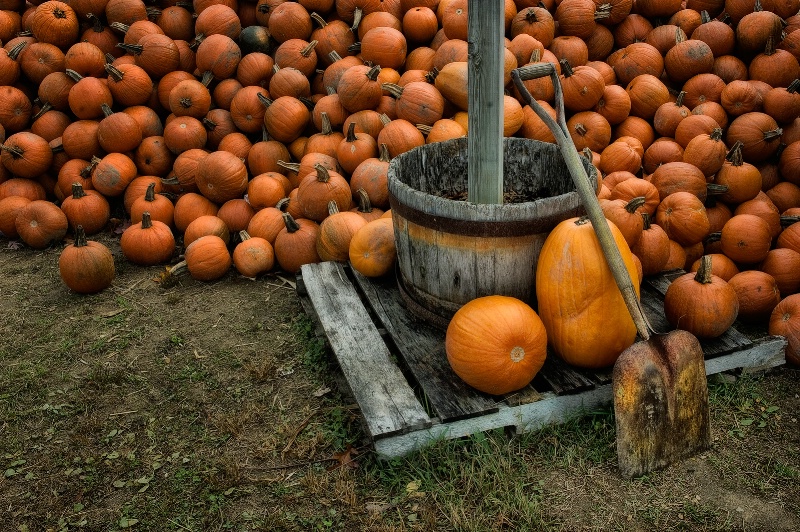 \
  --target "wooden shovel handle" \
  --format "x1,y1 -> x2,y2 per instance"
511,64 -> 651,341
